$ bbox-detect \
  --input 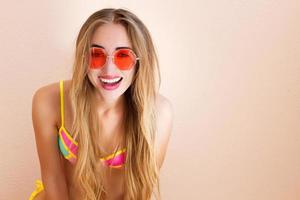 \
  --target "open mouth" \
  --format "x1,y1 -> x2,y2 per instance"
99,77 -> 123,85
98,76 -> 123,90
